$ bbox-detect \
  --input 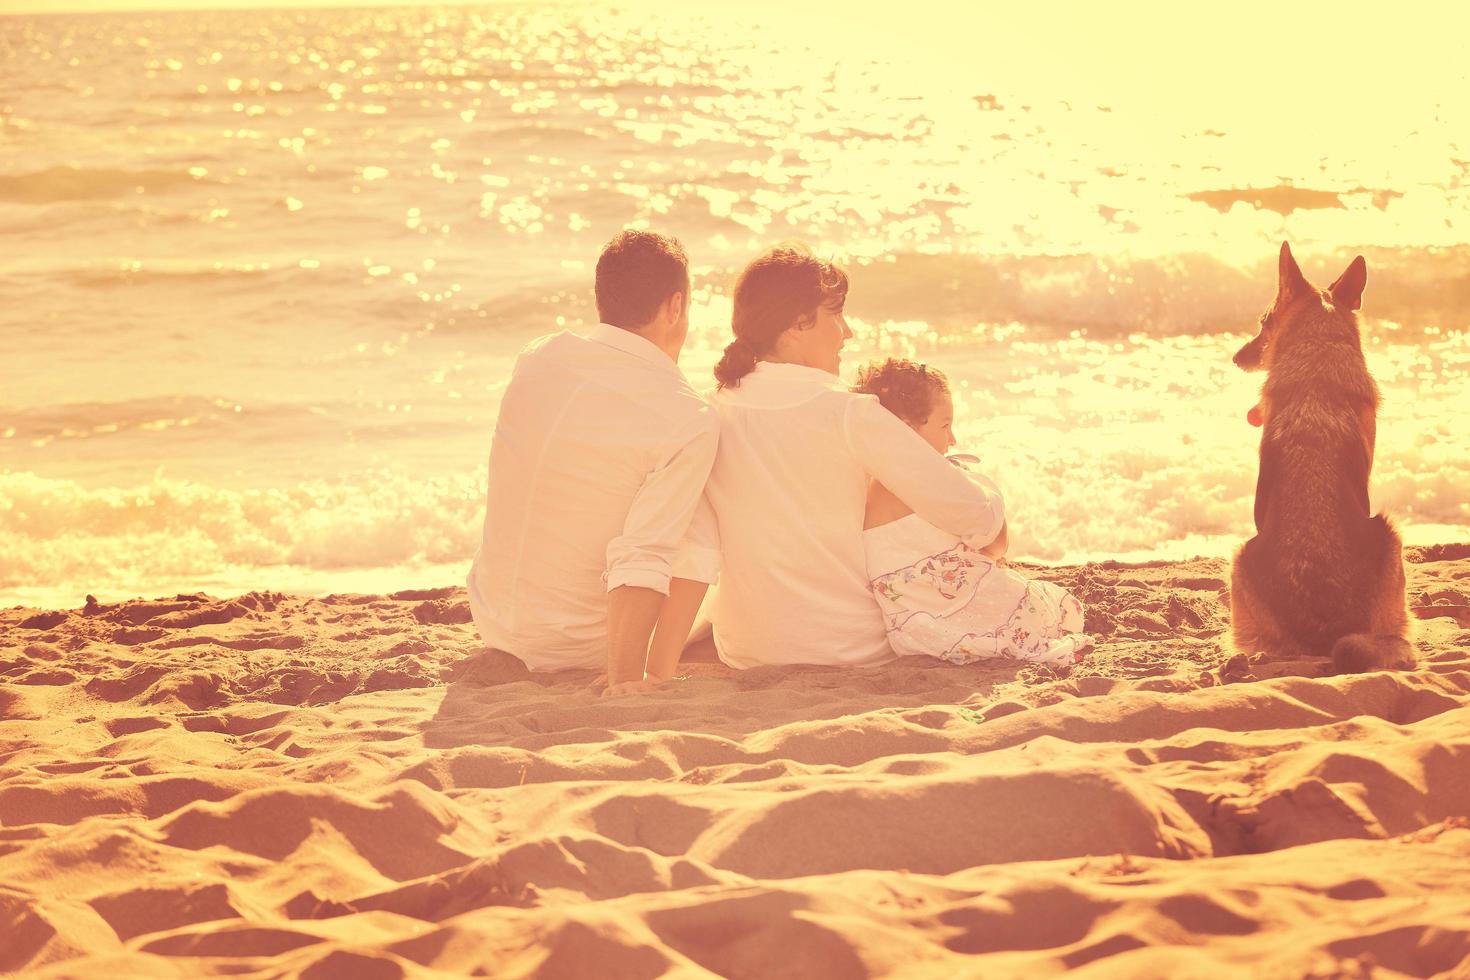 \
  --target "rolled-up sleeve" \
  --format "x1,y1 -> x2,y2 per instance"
843,395 -> 1005,547
604,409 -> 719,594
